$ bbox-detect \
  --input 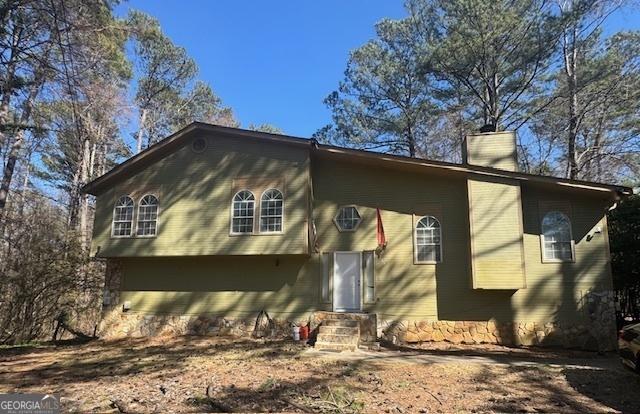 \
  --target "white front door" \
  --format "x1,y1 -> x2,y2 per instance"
333,252 -> 361,312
